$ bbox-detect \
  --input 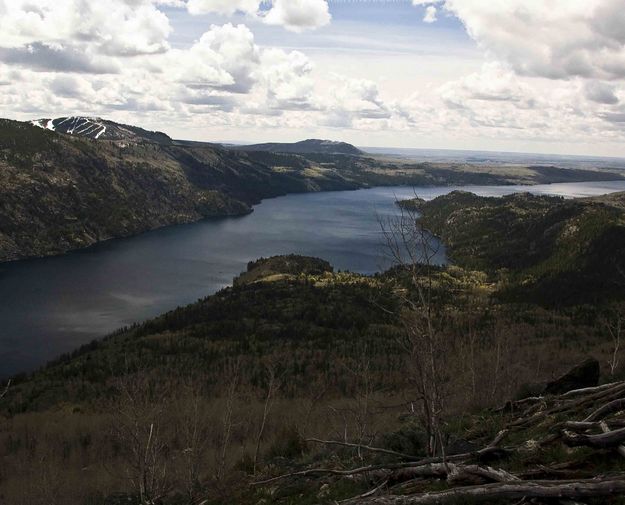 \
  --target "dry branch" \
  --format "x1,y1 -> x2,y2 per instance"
600,421 -> 625,458
0,380 -> 10,400
252,462 -> 417,486
446,464 -> 520,485
563,426 -> 625,449
270,382 -> 625,505
561,382 -> 625,399
306,438 -> 421,461
510,384 -> 625,430
344,476 -> 625,505
563,419 -> 625,431
583,398 -> 625,422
